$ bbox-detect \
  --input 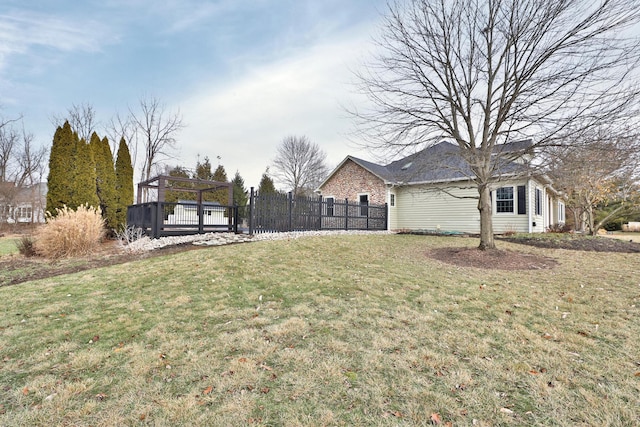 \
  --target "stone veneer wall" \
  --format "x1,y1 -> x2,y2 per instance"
320,159 -> 387,205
